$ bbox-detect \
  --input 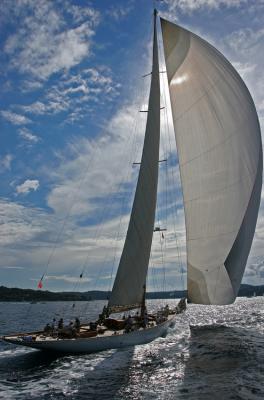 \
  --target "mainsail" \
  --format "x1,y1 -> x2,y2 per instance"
161,19 -> 262,305
108,11 -> 160,312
